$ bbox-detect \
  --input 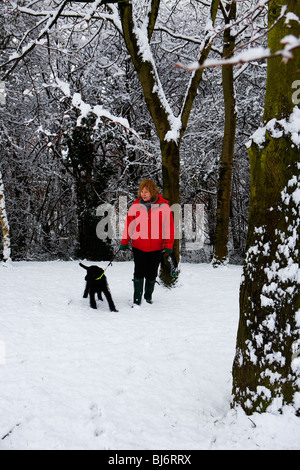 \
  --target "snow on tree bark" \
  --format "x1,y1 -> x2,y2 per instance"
232,0 -> 300,415
0,170 -> 11,262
